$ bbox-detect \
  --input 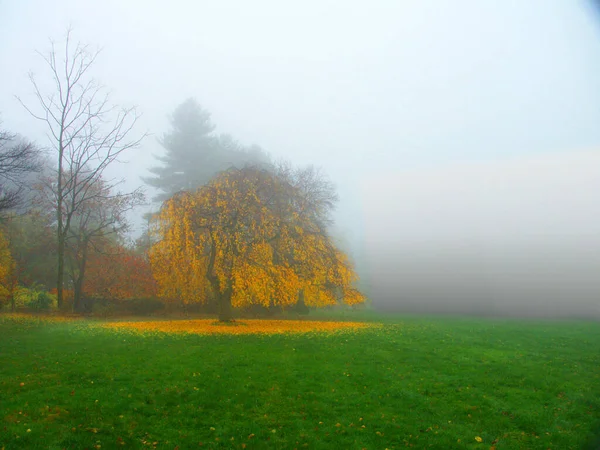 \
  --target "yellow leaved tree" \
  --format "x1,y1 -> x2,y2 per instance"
0,229 -> 16,309
149,165 -> 365,321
